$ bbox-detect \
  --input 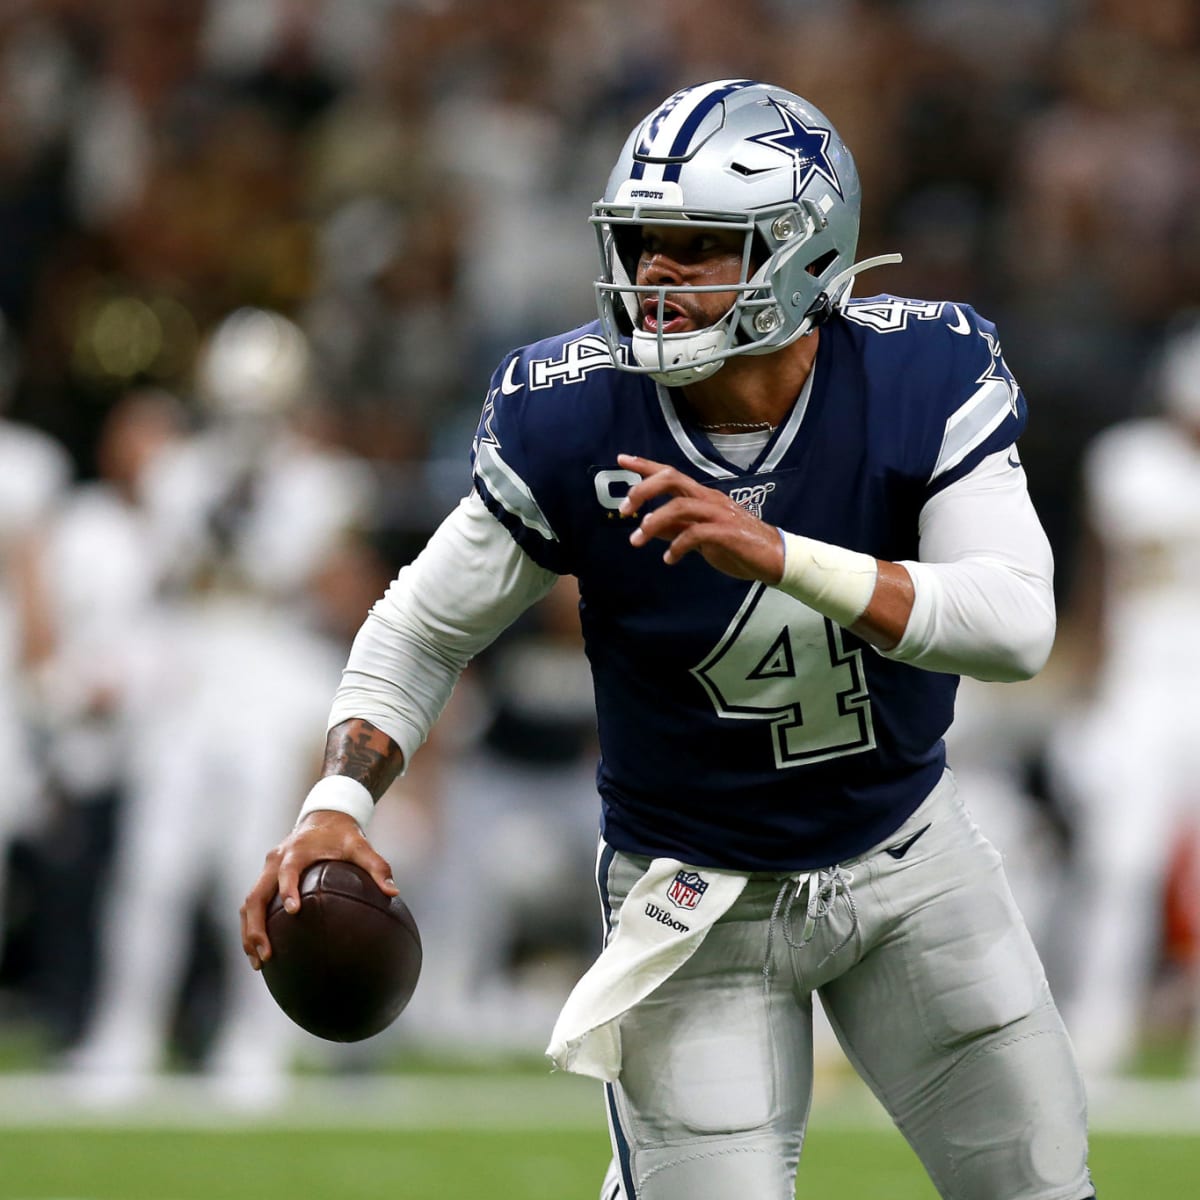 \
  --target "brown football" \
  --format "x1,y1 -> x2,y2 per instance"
262,860 -> 422,1042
